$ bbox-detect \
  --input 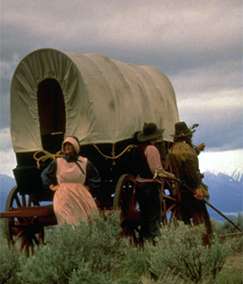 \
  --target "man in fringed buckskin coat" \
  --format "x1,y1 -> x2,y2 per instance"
168,121 -> 212,239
